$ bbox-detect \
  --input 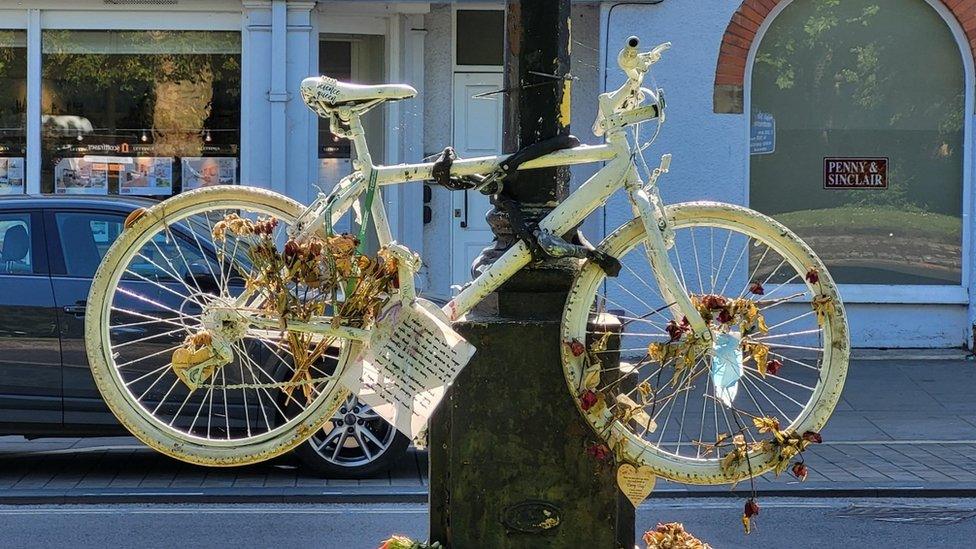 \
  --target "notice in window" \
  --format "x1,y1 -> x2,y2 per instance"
120,157 -> 174,196
824,157 -> 888,189
0,158 -> 25,195
182,157 -> 237,190
54,158 -> 108,195
750,112 -> 776,155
